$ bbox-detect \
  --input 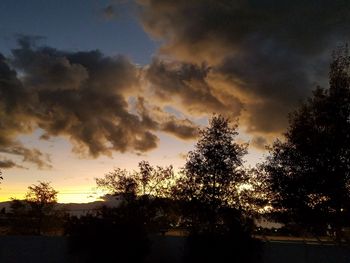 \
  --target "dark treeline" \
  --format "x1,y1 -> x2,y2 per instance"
0,48 -> 349,262
263,47 -> 350,240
